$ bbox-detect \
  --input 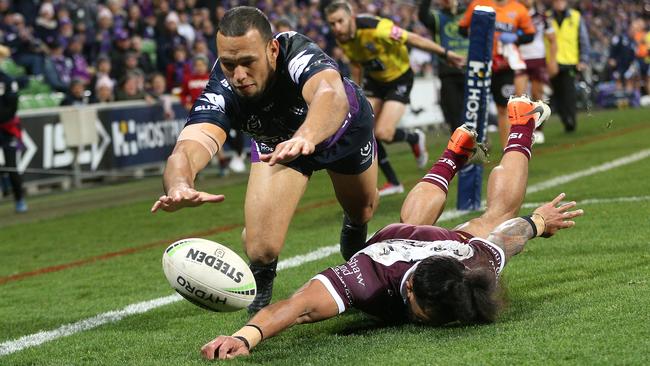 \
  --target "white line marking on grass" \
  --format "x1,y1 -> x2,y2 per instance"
520,195 -> 650,209
0,295 -> 181,356
2,150 -> 649,356
526,149 -> 650,194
